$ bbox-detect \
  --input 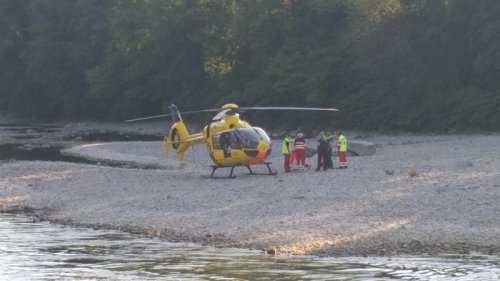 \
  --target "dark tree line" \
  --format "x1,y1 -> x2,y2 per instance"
1,0 -> 499,131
